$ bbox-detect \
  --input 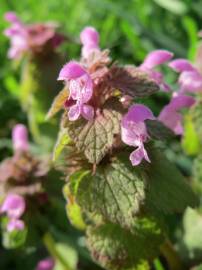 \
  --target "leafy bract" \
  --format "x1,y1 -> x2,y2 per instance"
107,66 -> 159,98
66,98 -> 123,164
